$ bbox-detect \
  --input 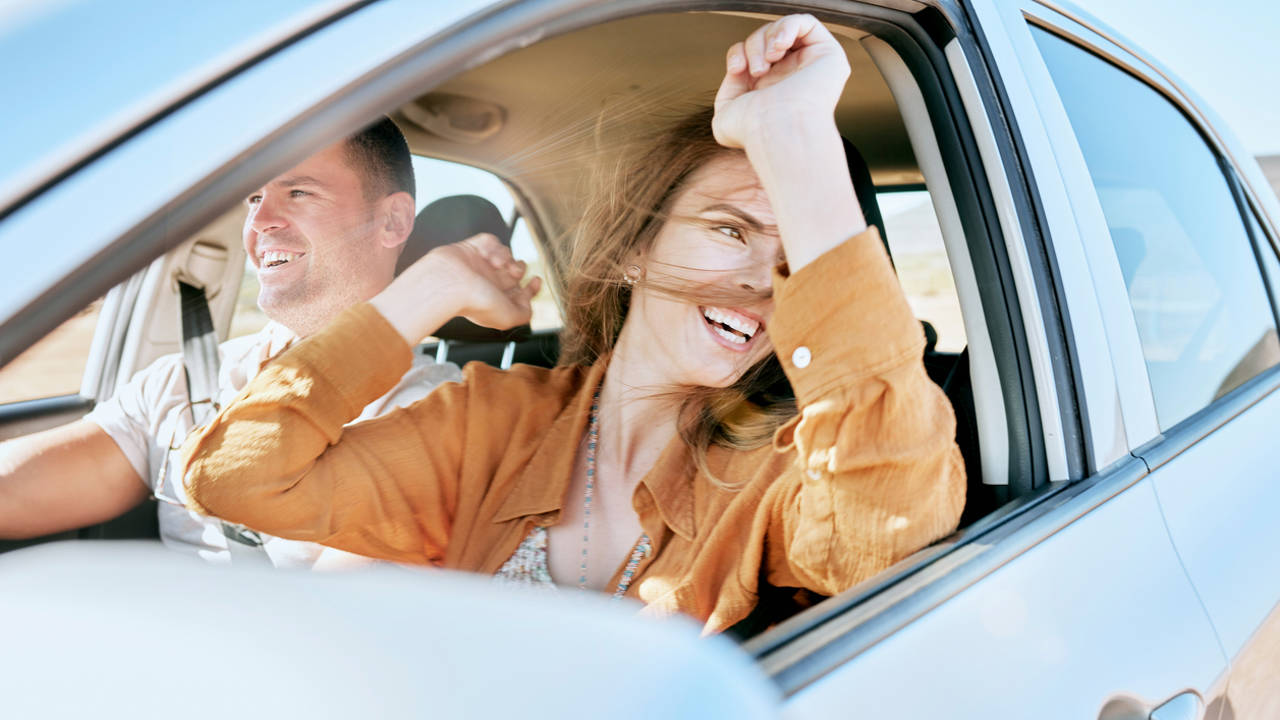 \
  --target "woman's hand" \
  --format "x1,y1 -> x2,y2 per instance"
710,15 -> 865,273
712,14 -> 851,151
369,233 -> 542,346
